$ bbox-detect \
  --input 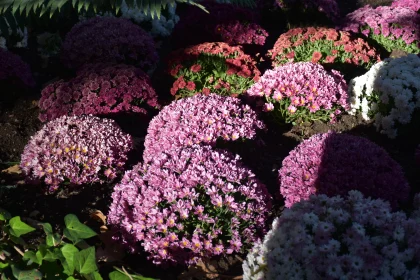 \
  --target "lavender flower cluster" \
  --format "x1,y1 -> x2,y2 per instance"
279,132 -> 409,209
243,191 -> 420,279
143,94 -> 265,163
276,0 -> 340,21
20,115 -> 132,191
108,145 -> 272,265
247,62 -> 349,124
61,17 -> 158,70
392,0 -> 420,12
38,64 -> 159,122
0,48 -> 35,88
342,5 -> 420,53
